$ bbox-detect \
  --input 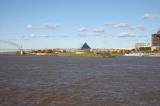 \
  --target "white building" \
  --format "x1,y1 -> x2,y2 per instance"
135,43 -> 150,49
